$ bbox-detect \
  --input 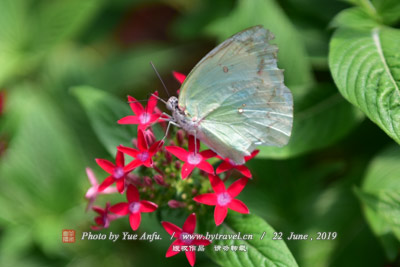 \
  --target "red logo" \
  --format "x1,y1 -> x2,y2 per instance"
62,229 -> 76,243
